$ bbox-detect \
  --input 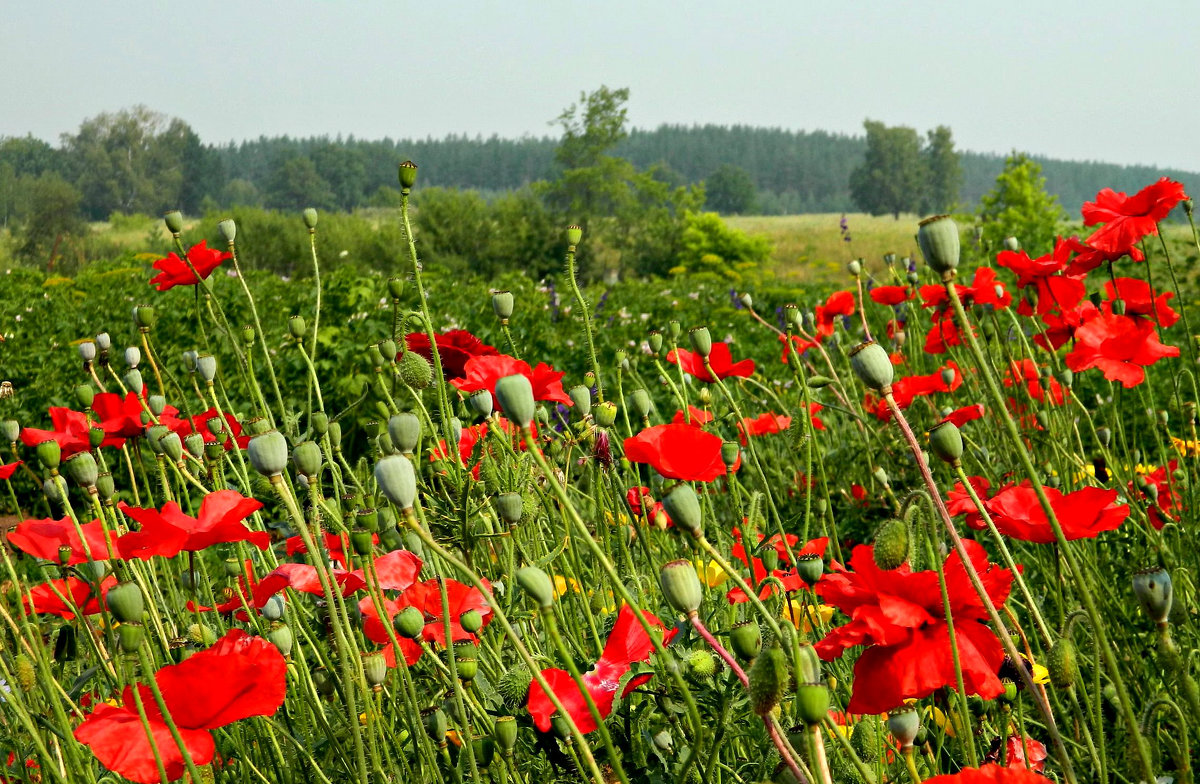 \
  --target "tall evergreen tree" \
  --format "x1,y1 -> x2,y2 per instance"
922,125 -> 962,214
